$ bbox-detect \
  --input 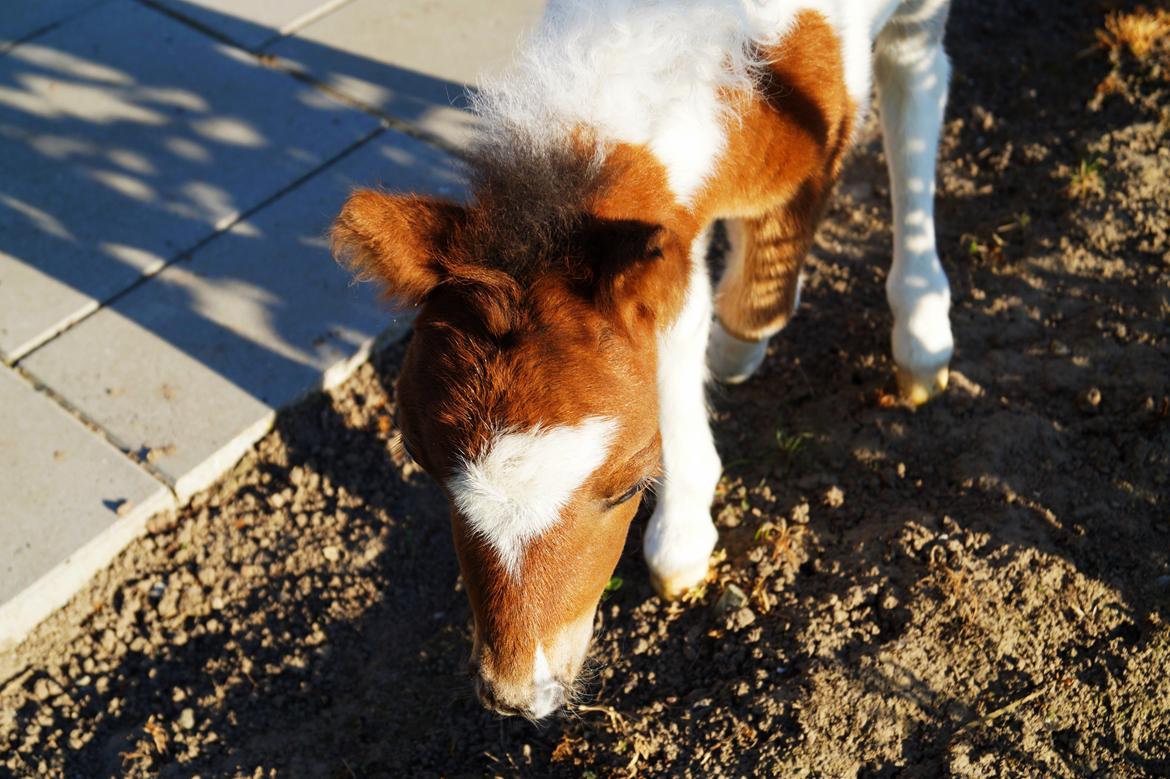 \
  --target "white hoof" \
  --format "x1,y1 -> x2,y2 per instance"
888,264 -> 953,406
707,319 -> 769,384
644,504 -> 718,600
